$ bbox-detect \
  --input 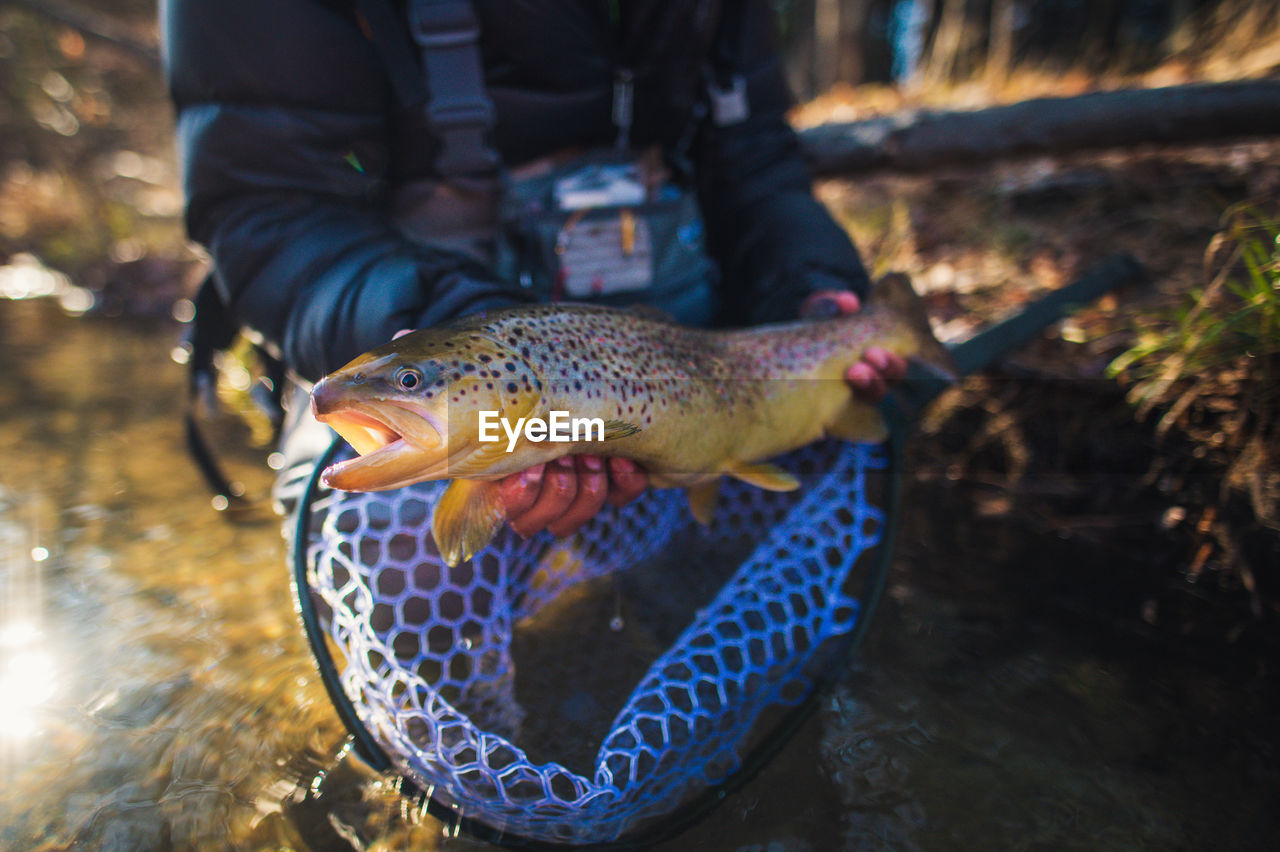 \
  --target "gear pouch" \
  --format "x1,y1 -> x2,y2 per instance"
497,151 -> 718,325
